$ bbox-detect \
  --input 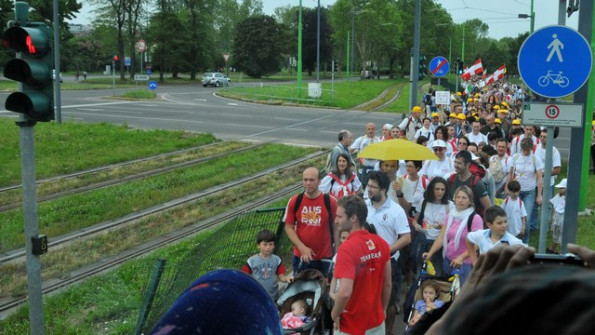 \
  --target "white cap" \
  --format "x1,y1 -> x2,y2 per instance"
432,140 -> 447,148
555,178 -> 567,188
383,123 -> 393,130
